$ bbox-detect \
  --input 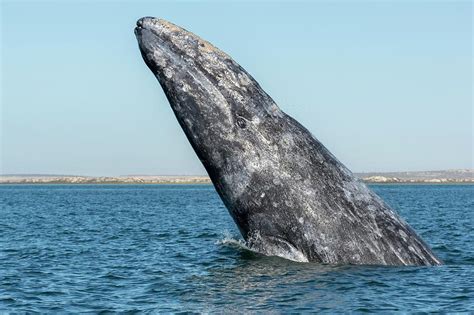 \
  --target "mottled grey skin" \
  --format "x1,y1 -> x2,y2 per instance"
135,17 -> 442,265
